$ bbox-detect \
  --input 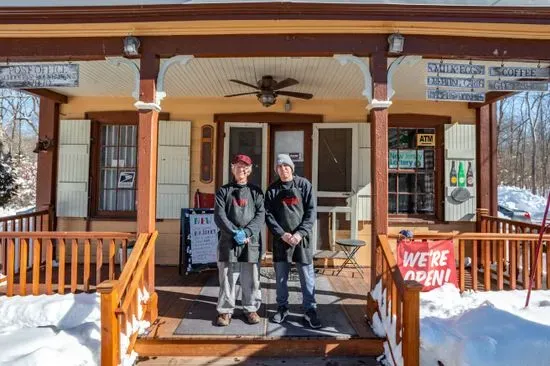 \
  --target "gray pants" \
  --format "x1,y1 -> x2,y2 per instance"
217,261 -> 261,315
